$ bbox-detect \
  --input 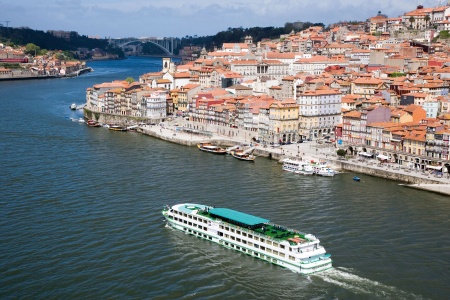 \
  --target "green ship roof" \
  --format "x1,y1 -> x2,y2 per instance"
209,208 -> 269,226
